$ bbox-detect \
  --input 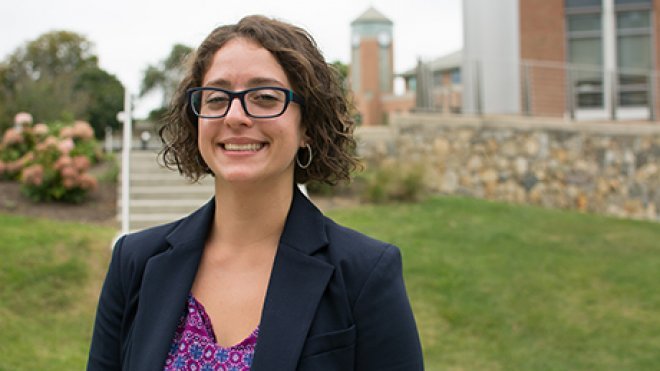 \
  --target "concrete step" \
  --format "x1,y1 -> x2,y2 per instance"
117,199 -> 209,214
126,213 -> 190,231
127,176 -> 214,187
119,186 -> 214,200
